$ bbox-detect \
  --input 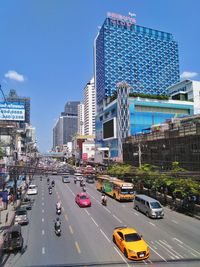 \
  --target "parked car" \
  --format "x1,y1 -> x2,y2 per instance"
27,184 -> 38,195
14,207 -> 29,225
134,194 -> 164,219
2,225 -> 23,252
112,226 -> 149,260
75,192 -> 91,207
